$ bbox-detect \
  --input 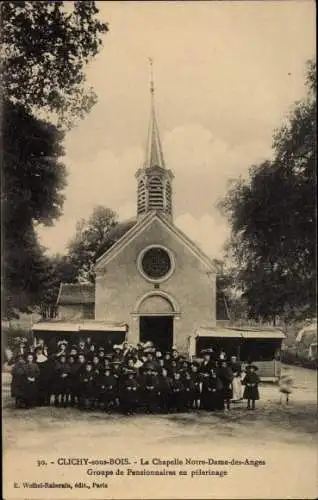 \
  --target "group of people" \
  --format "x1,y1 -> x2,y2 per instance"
10,337 -> 262,414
